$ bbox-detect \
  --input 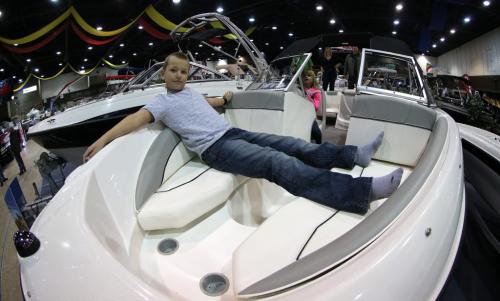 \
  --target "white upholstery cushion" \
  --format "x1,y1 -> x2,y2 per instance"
138,158 -> 246,230
346,117 -> 431,167
232,198 -> 335,294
